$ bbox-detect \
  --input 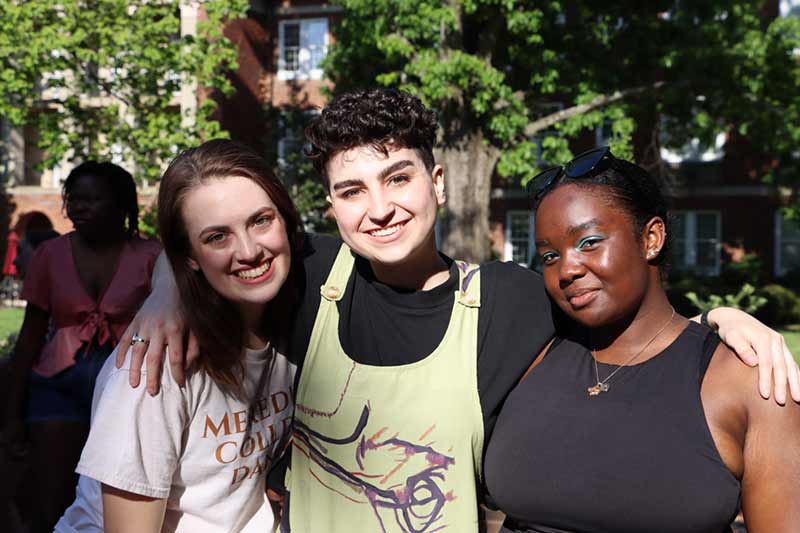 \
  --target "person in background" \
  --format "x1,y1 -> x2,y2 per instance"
14,212 -> 61,279
2,161 -> 161,532
56,140 -> 299,532
485,148 -> 800,532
